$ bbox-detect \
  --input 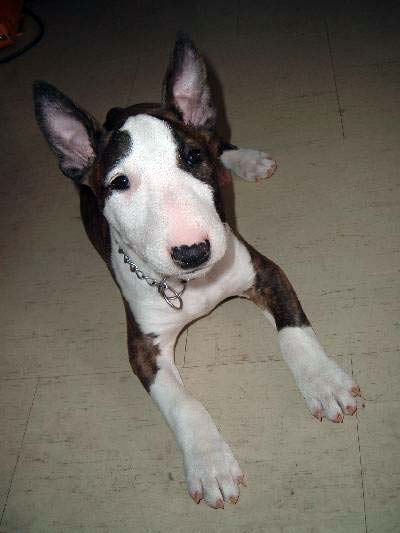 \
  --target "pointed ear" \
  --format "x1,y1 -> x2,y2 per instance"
163,32 -> 216,129
33,81 -> 102,182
